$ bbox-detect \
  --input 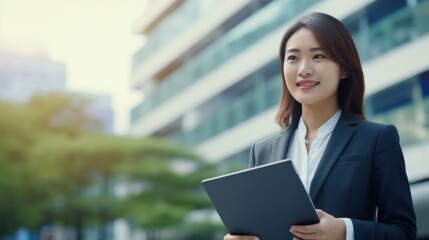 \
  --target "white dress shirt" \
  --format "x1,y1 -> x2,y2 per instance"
286,109 -> 354,240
